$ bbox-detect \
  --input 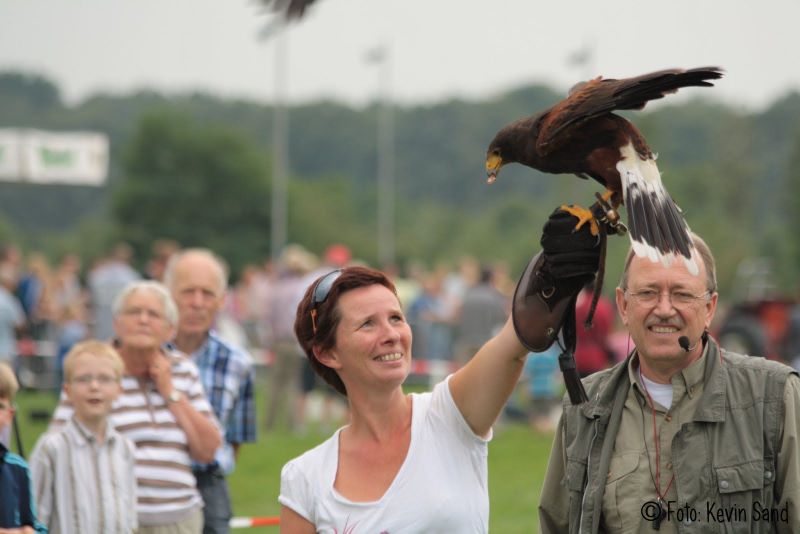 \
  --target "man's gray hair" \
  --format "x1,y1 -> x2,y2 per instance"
112,280 -> 179,326
163,248 -> 229,295
619,232 -> 717,293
